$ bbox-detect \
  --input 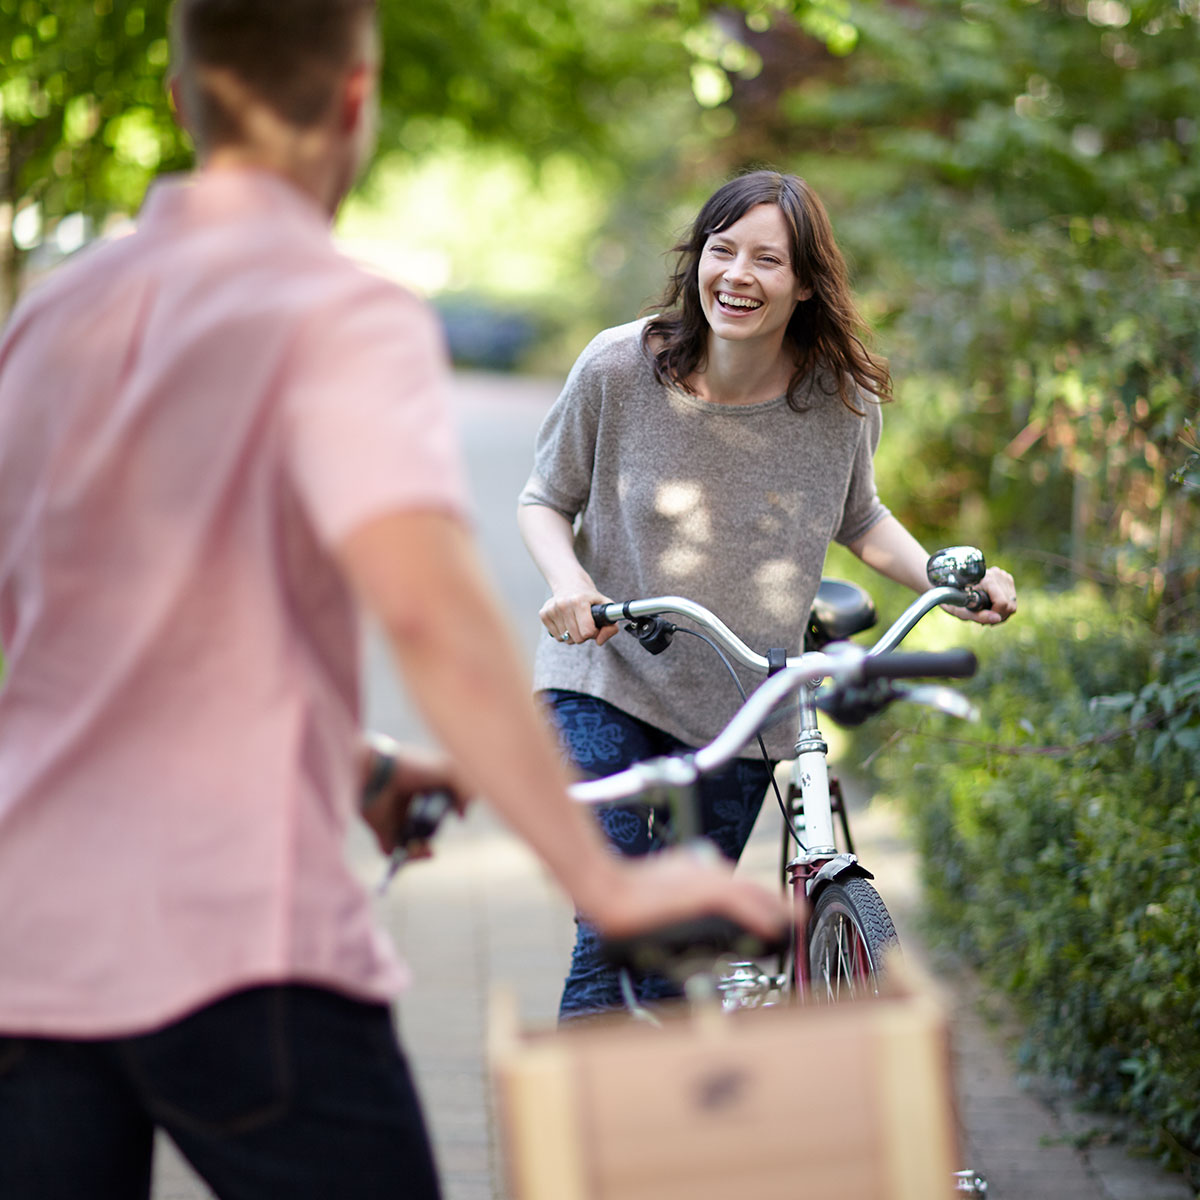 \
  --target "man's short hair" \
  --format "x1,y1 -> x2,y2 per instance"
172,0 -> 377,149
